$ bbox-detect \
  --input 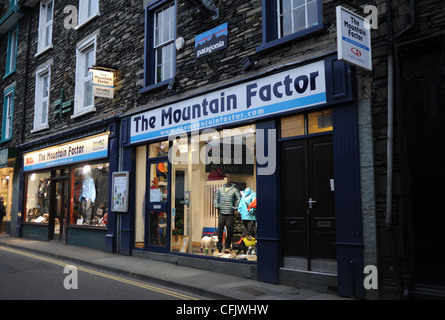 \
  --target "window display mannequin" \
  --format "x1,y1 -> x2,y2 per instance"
80,168 -> 96,225
214,180 -> 240,254
237,187 -> 257,237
